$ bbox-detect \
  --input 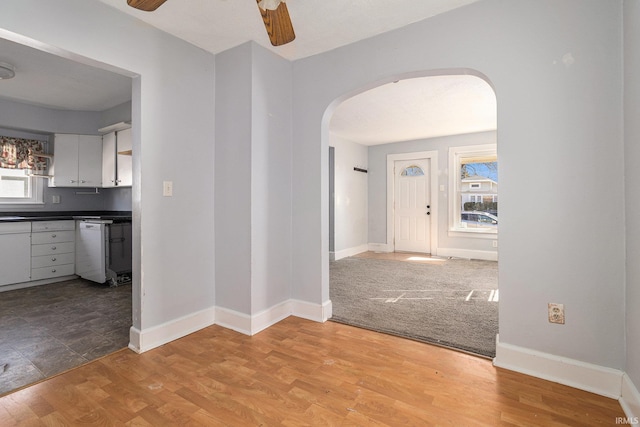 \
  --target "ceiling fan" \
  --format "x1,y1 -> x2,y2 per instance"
126,0 -> 295,46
